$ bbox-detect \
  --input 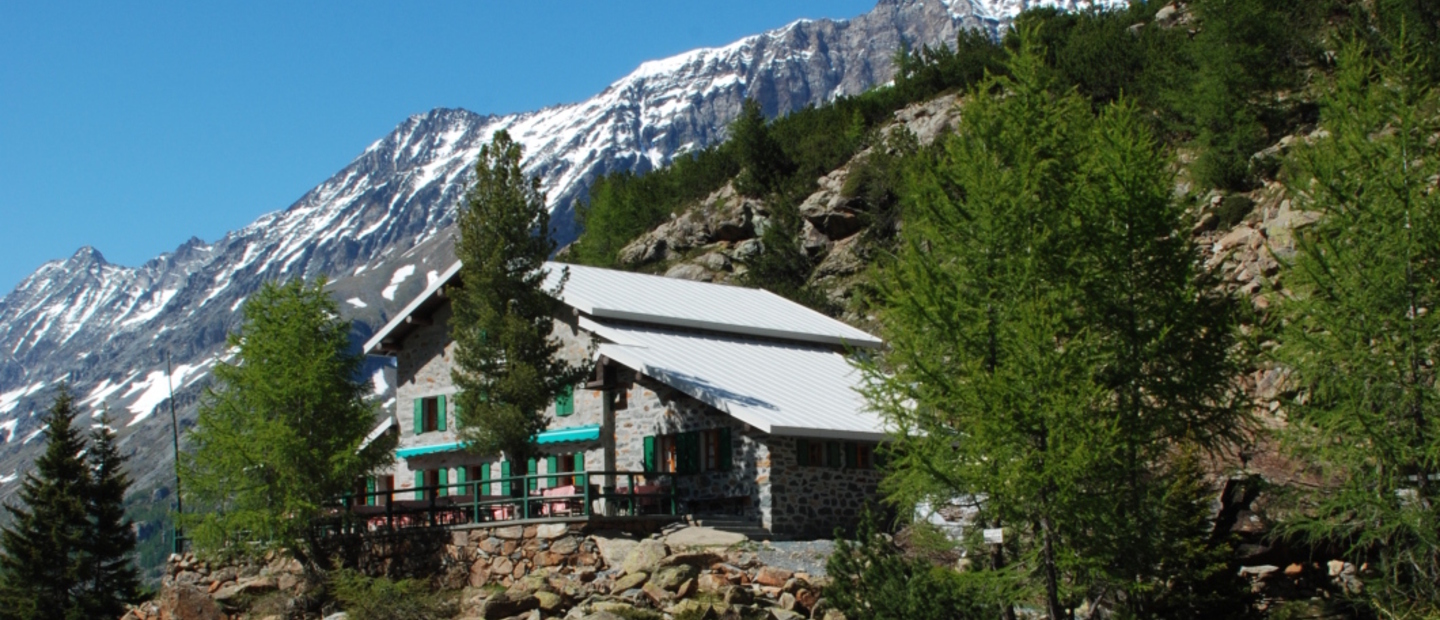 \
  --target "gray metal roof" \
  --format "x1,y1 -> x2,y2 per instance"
365,261 -> 883,355
586,317 -> 888,440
